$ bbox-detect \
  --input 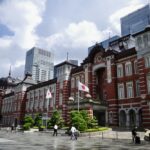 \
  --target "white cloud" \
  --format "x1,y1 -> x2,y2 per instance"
0,0 -> 148,78
37,20 -> 109,64
109,0 -> 144,34
0,0 -> 46,49
0,0 -> 46,77
0,36 -> 12,47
